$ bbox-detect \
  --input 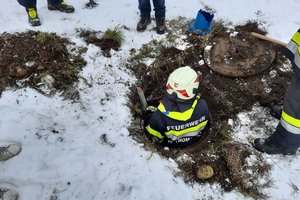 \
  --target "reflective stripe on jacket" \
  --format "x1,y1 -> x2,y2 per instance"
146,94 -> 210,147
284,28 -> 300,78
